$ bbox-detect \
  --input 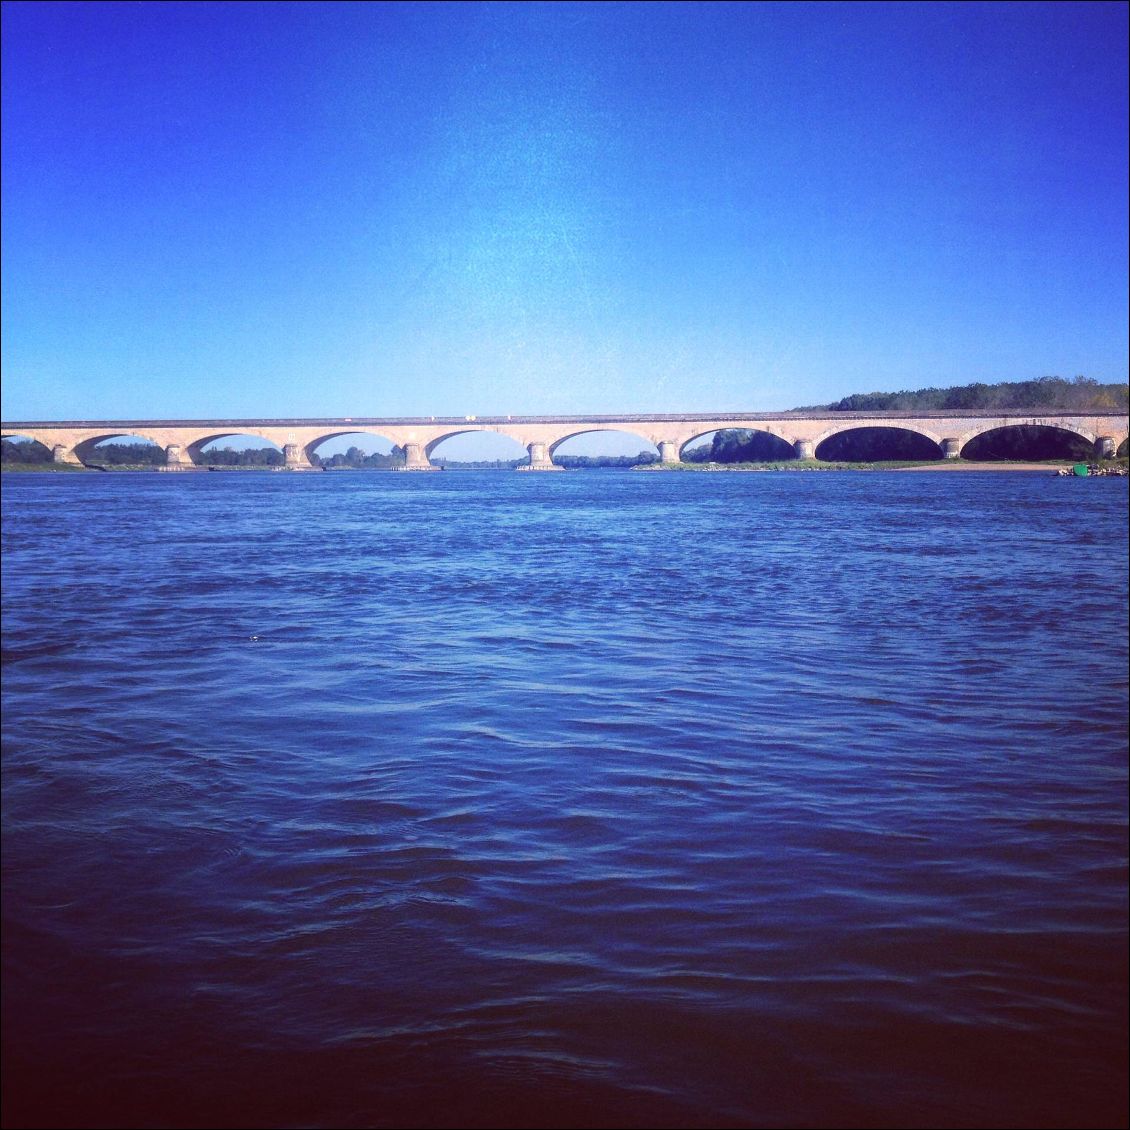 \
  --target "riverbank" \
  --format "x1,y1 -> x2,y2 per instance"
891,461 -> 1071,471
635,459 -> 1092,472
0,462 -> 90,472
635,460 -> 911,472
